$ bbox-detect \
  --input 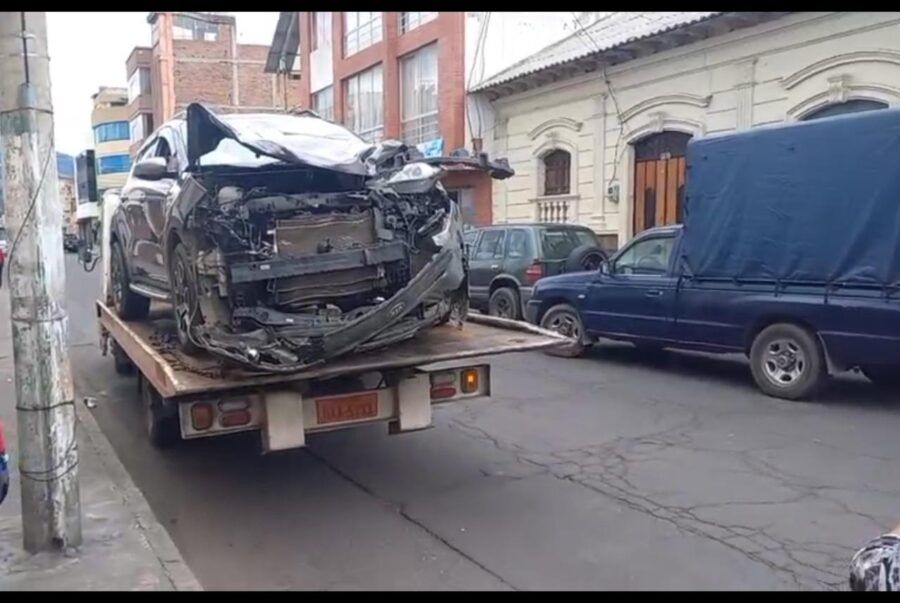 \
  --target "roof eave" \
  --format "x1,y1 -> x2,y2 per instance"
475,12 -> 791,101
